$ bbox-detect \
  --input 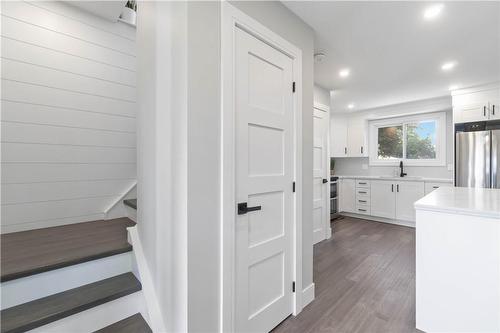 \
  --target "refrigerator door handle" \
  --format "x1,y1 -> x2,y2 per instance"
492,130 -> 499,189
